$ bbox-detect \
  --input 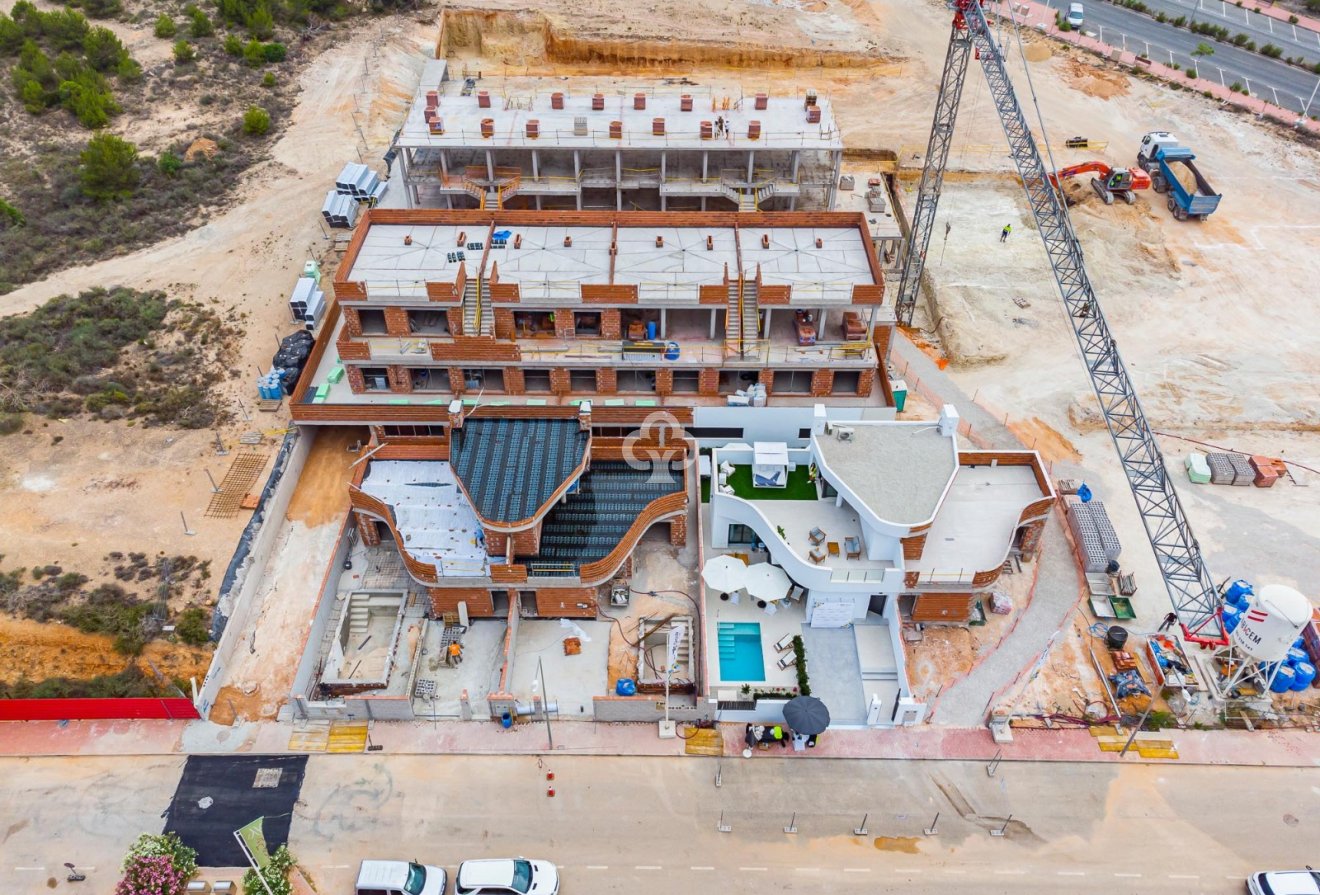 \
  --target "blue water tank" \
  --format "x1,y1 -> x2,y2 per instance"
1286,647 -> 1308,666
1221,603 -> 1241,633
1292,662 -> 1317,691
663,341 -> 680,361
1270,664 -> 1297,693
646,321 -> 658,340
1294,637 -> 1307,650
615,678 -> 637,696
1224,579 -> 1253,606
